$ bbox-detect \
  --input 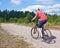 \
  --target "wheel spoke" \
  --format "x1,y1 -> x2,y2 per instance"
43,28 -> 52,43
31,27 -> 39,39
